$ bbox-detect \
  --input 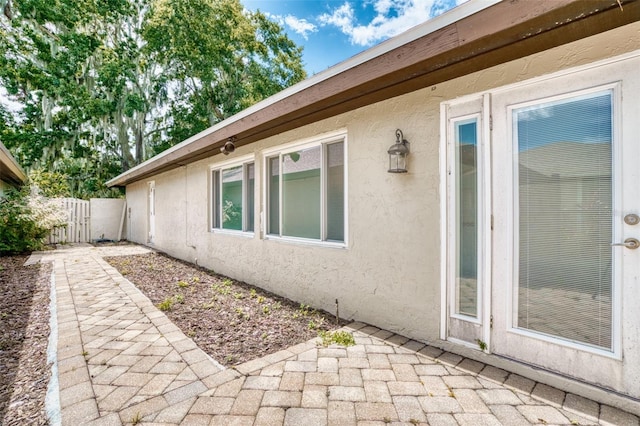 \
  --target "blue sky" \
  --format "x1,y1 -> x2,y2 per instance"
241,0 -> 465,75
